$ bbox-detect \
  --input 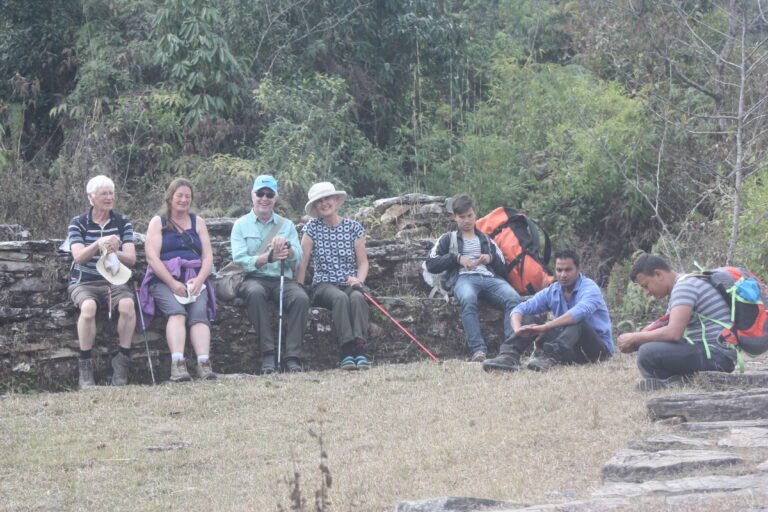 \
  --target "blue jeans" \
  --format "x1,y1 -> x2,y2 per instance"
453,274 -> 521,355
